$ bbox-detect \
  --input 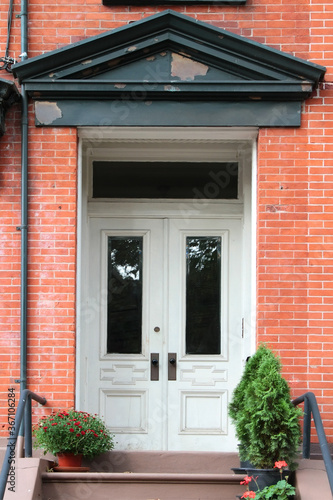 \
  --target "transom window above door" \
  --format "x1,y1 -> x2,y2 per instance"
92,161 -> 239,200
